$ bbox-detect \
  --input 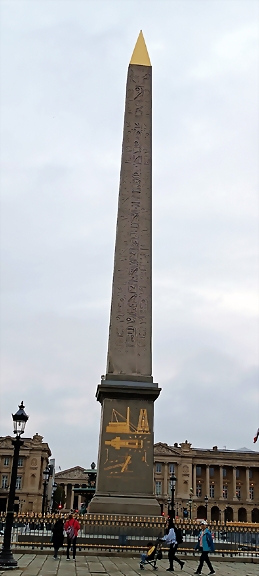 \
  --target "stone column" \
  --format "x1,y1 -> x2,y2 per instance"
219,466 -> 223,500
193,464 -> 196,497
246,468 -> 250,501
205,465 -> 210,498
164,463 -> 168,496
63,484 -> 67,509
232,467 -> 237,500
67,485 -> 72,510
174,465 -> 178,498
